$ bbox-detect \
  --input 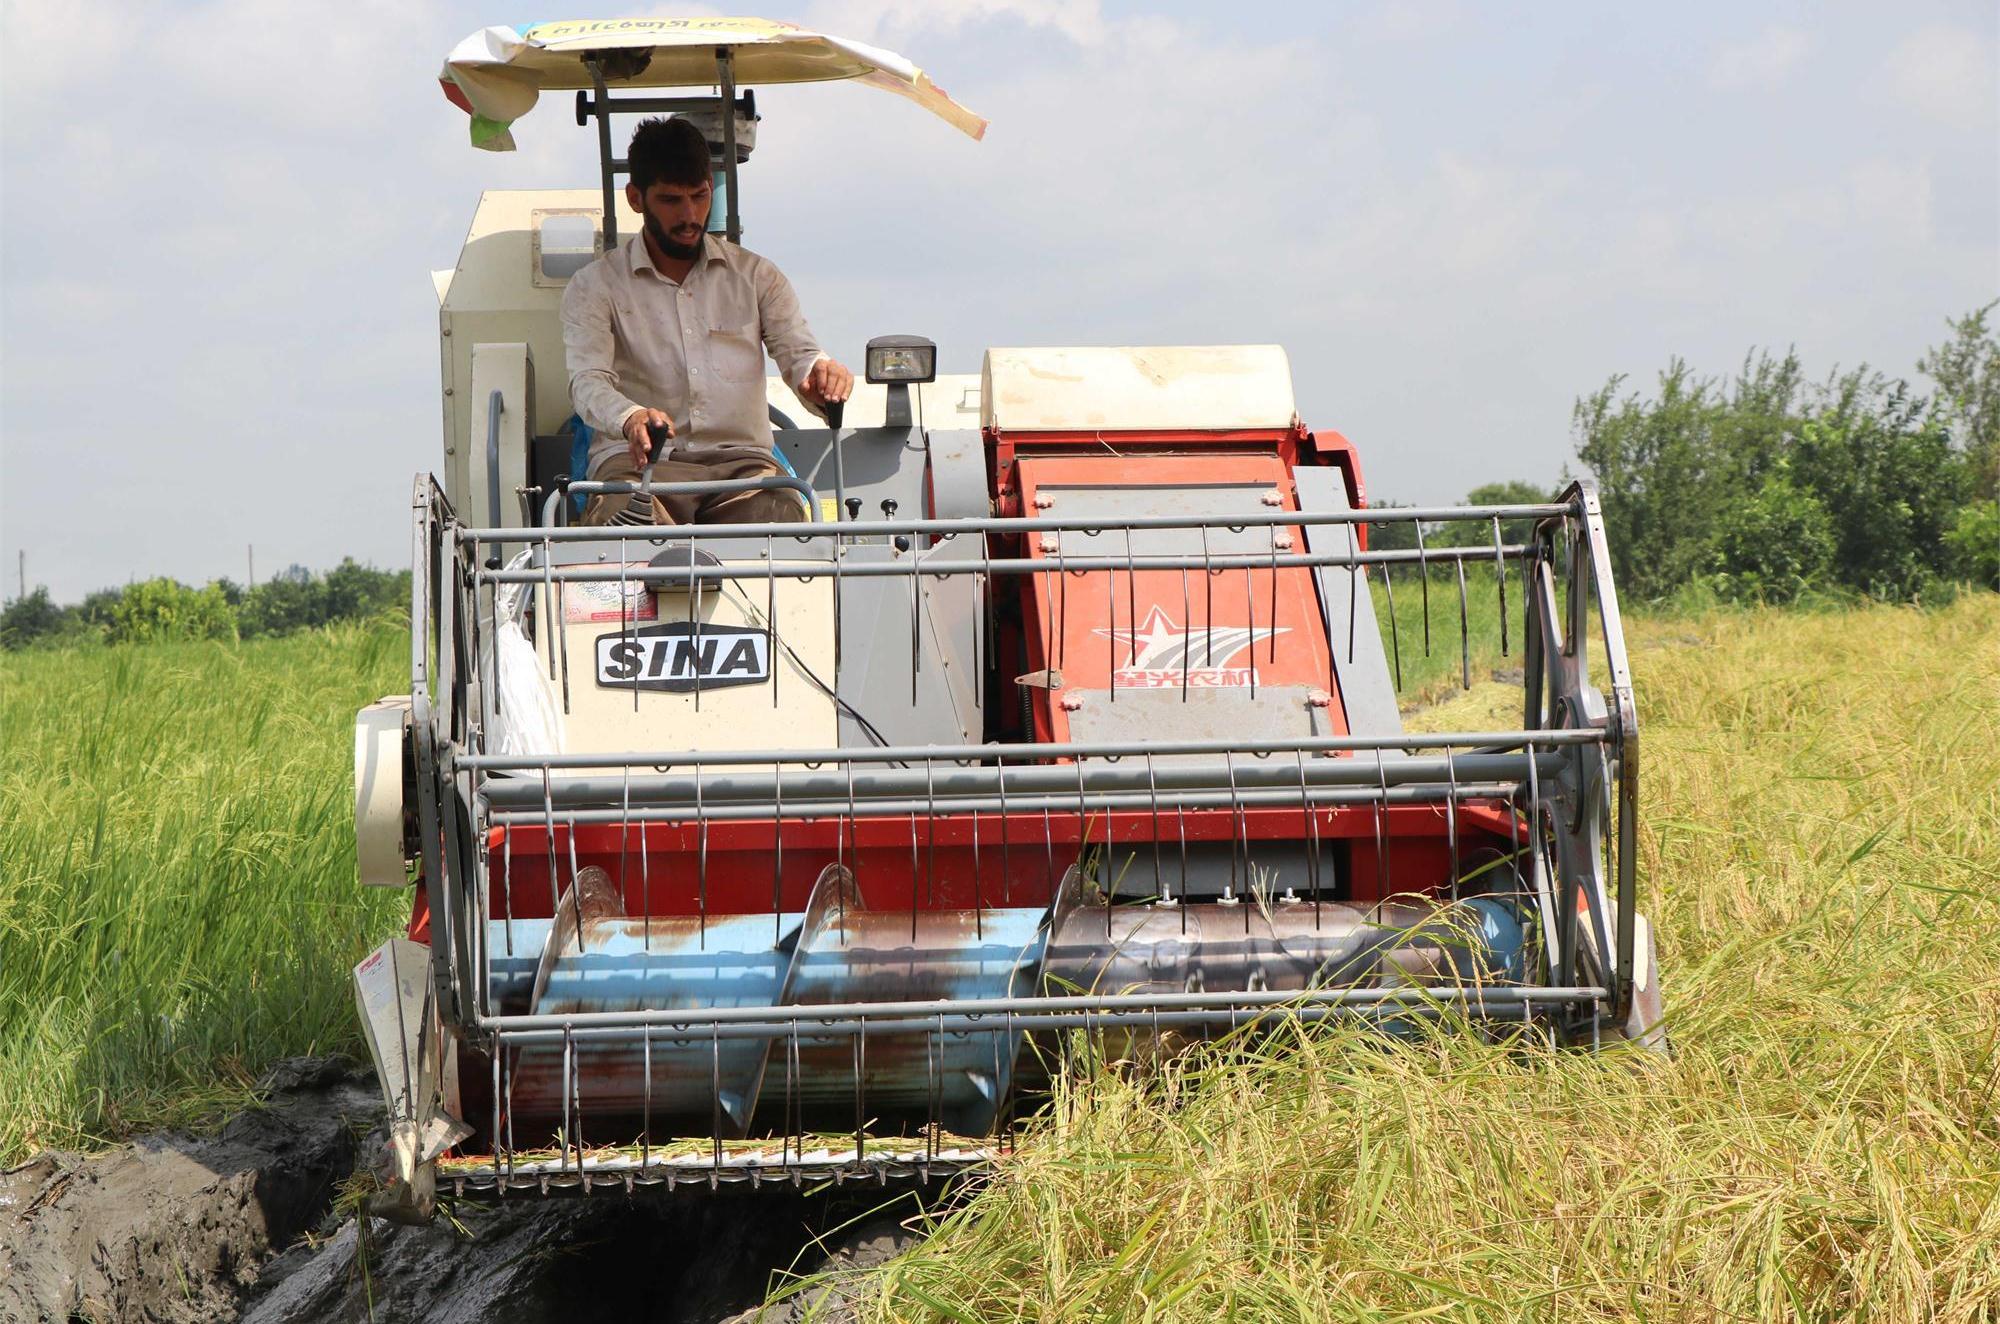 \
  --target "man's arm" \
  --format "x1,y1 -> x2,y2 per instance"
560,268 -> 647,440
755,259 -> 852,415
